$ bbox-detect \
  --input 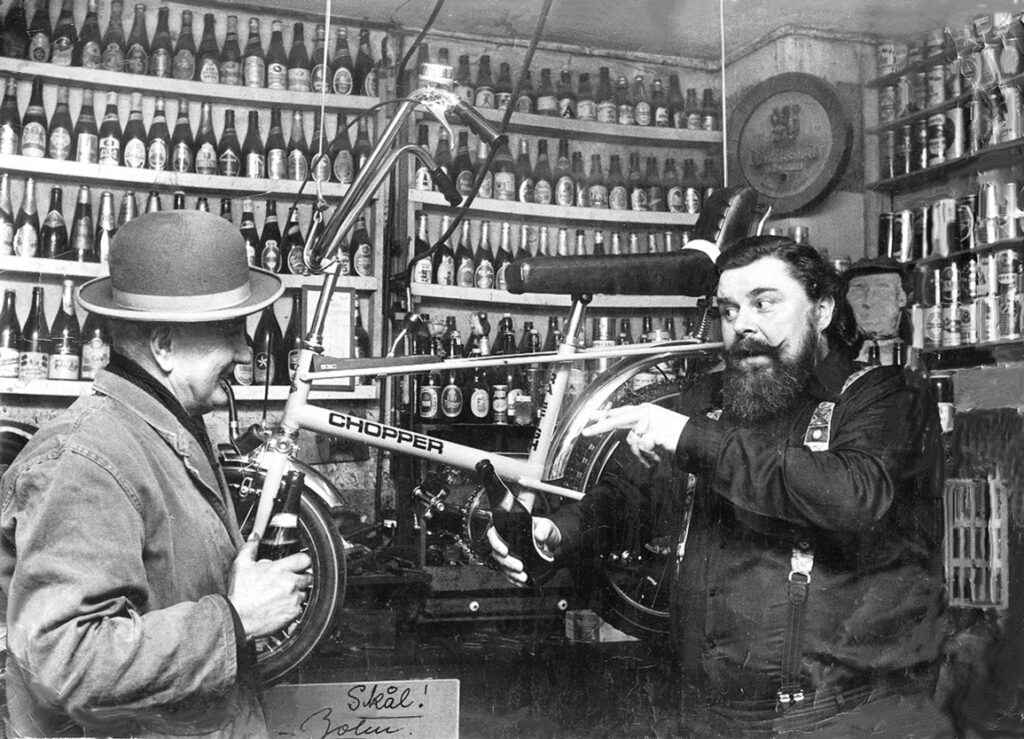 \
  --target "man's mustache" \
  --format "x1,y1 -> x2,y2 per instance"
726,338 -> 784,360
